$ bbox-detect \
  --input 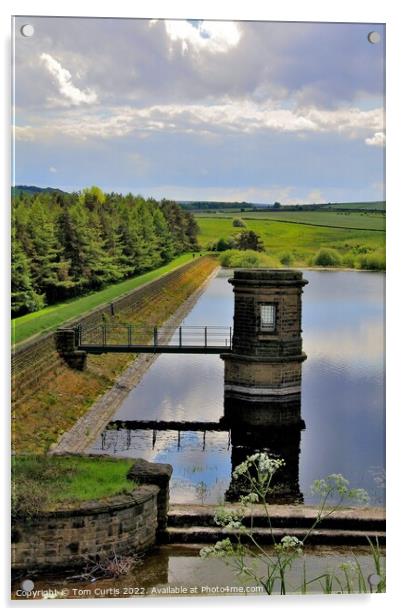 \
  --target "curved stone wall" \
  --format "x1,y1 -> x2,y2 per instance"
11,458 -> 173,573
12,485 -> 159,572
